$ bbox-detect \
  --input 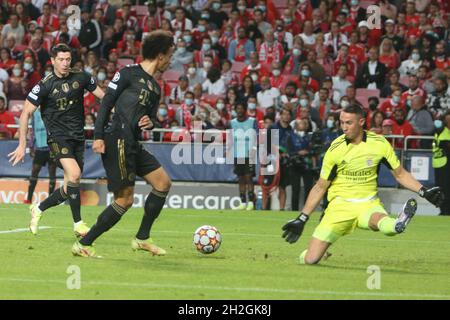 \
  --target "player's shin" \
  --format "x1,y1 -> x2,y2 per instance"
38,186 -> 68,211
136,189 -> 168,240
49,178 -> 56,194
377,216 -> 397,236
67,181 -> 82,223
79,202 -> 127,246
27,177 -> 38,202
